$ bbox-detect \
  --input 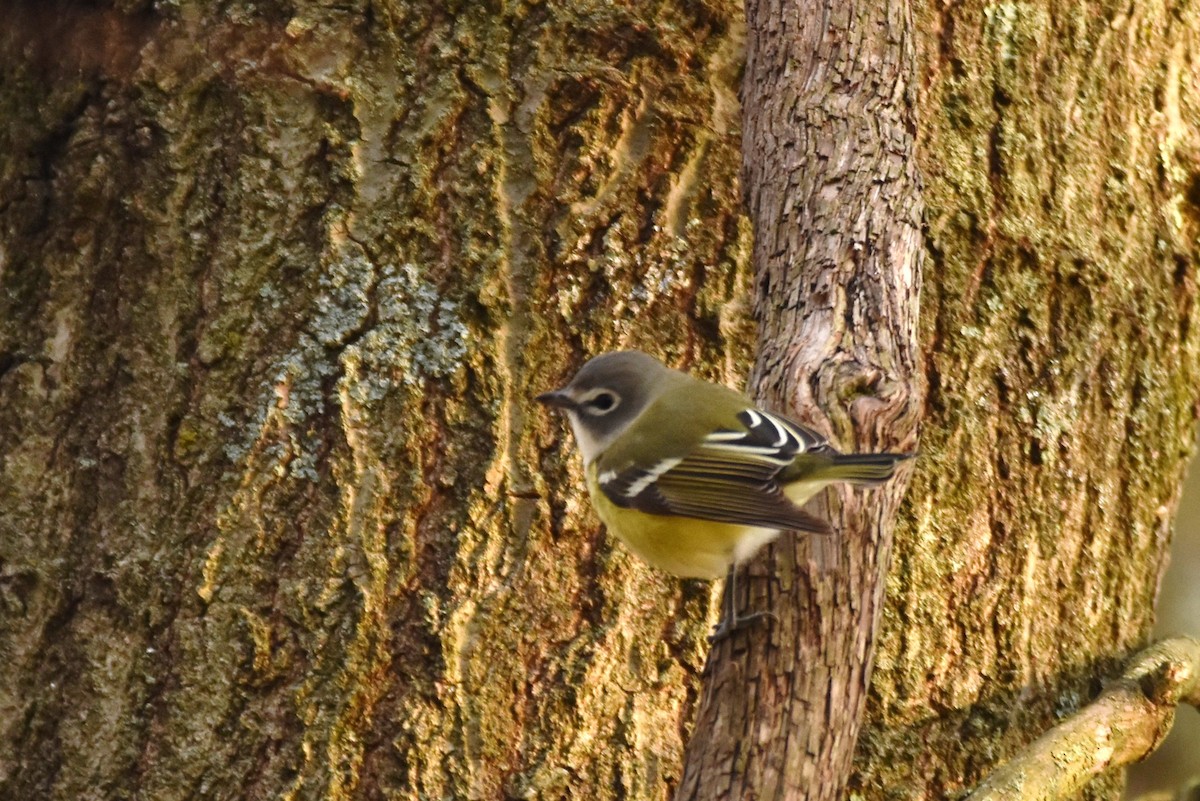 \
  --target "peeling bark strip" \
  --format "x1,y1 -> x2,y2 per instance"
967,637 -> 1200,801
677,0 -> 923,798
